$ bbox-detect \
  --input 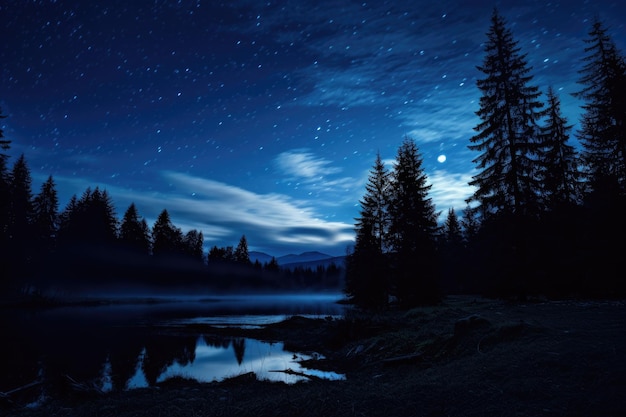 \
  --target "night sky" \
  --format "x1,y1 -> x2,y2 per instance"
2,0 -> 625,257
